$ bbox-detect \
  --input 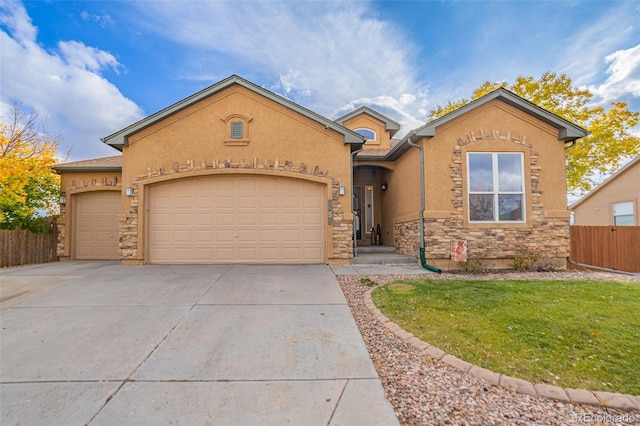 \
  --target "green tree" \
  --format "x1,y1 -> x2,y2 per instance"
429,72 -> 640,194
0,104 -> 61,232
